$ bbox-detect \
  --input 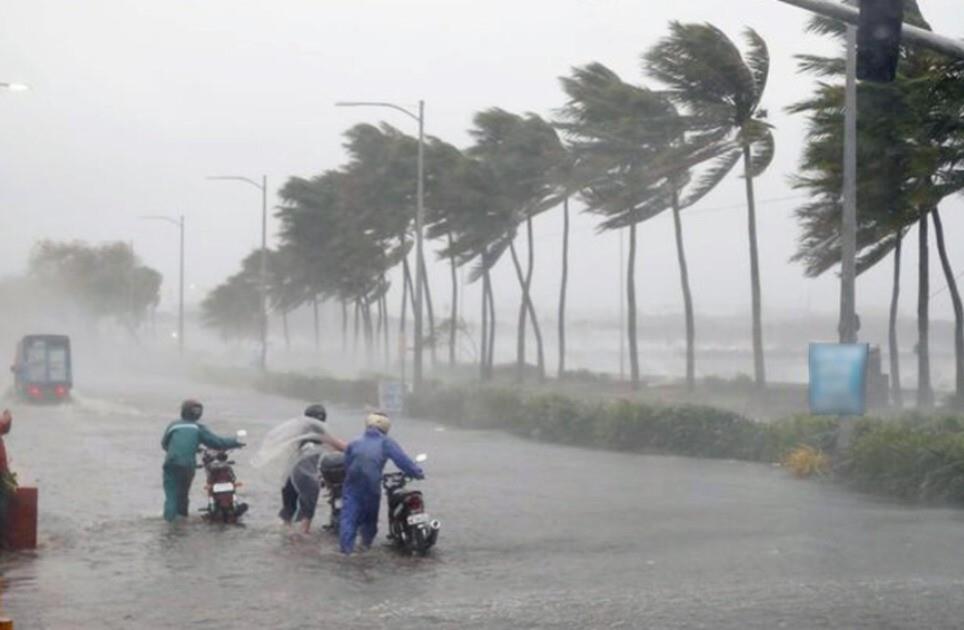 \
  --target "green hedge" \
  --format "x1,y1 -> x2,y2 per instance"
408,385 -> 834,463
200,368 -> 964,506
